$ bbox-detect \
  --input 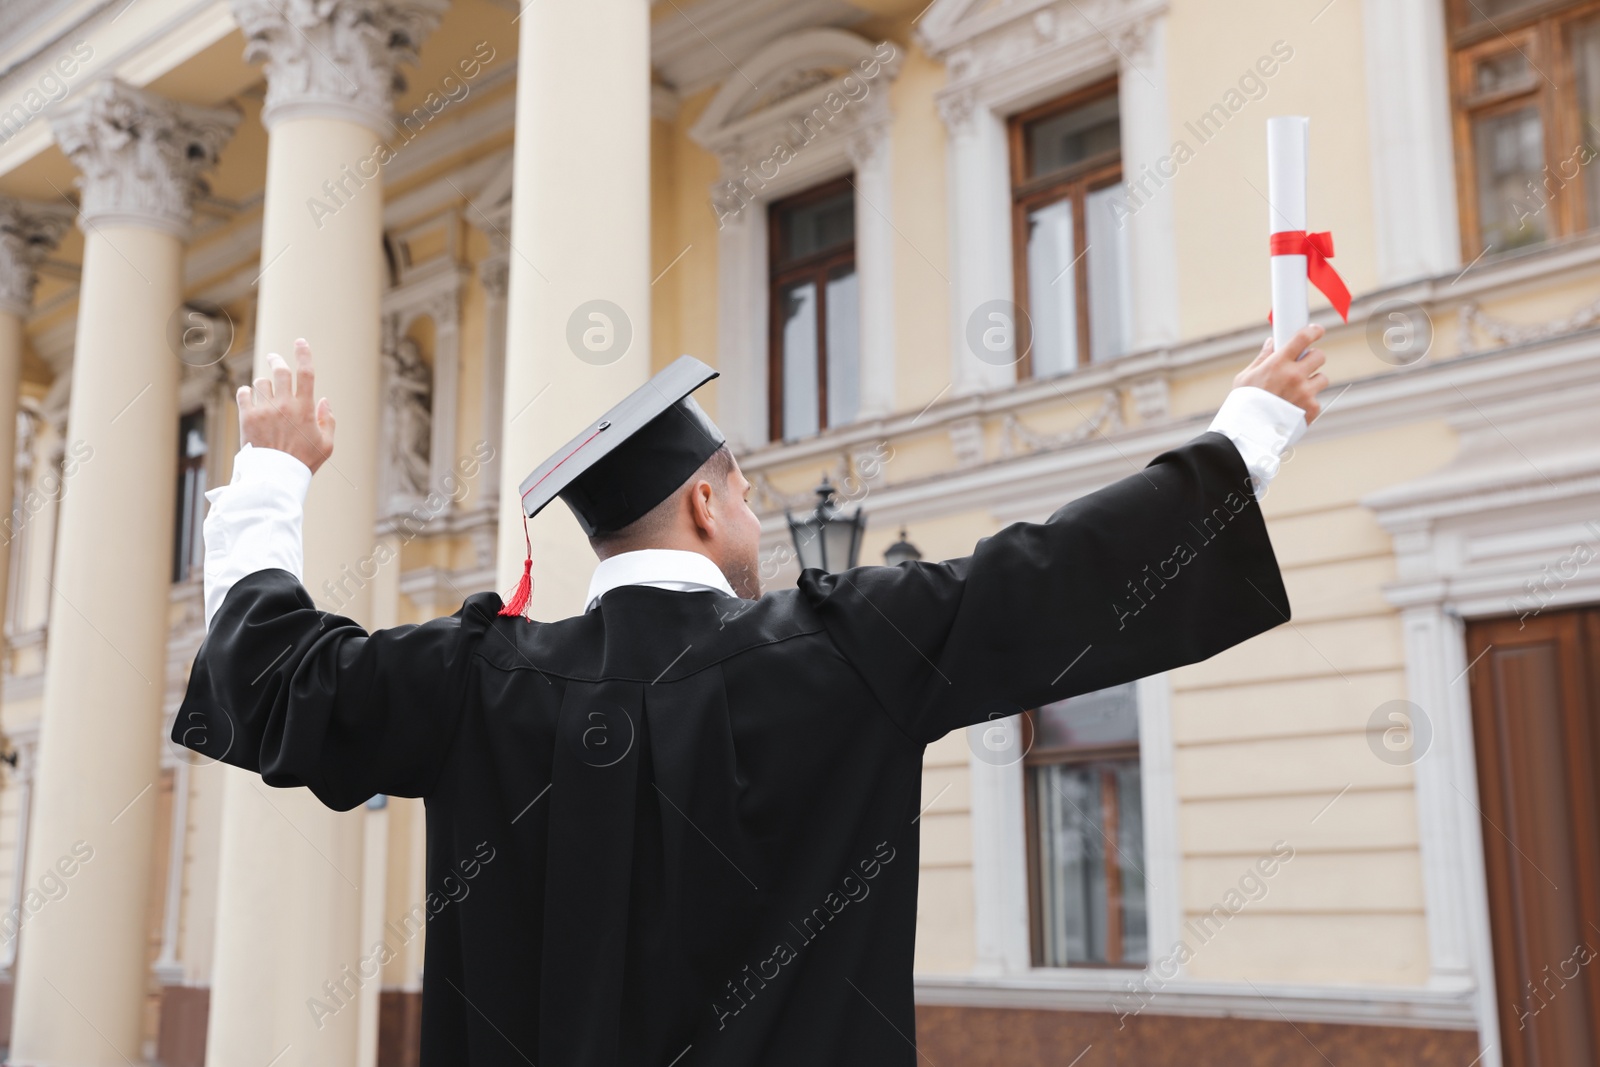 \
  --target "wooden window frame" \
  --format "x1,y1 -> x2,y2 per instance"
1007,79 -> 1122,381
767,177 -> 857,442
1021,710 -> 1143,969
1448,0 -> 1600,257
